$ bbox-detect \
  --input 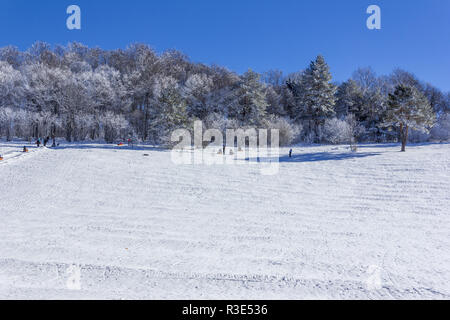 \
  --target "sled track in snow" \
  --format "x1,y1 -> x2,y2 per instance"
0,147 -> 44,165
1,258 -> 448,299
